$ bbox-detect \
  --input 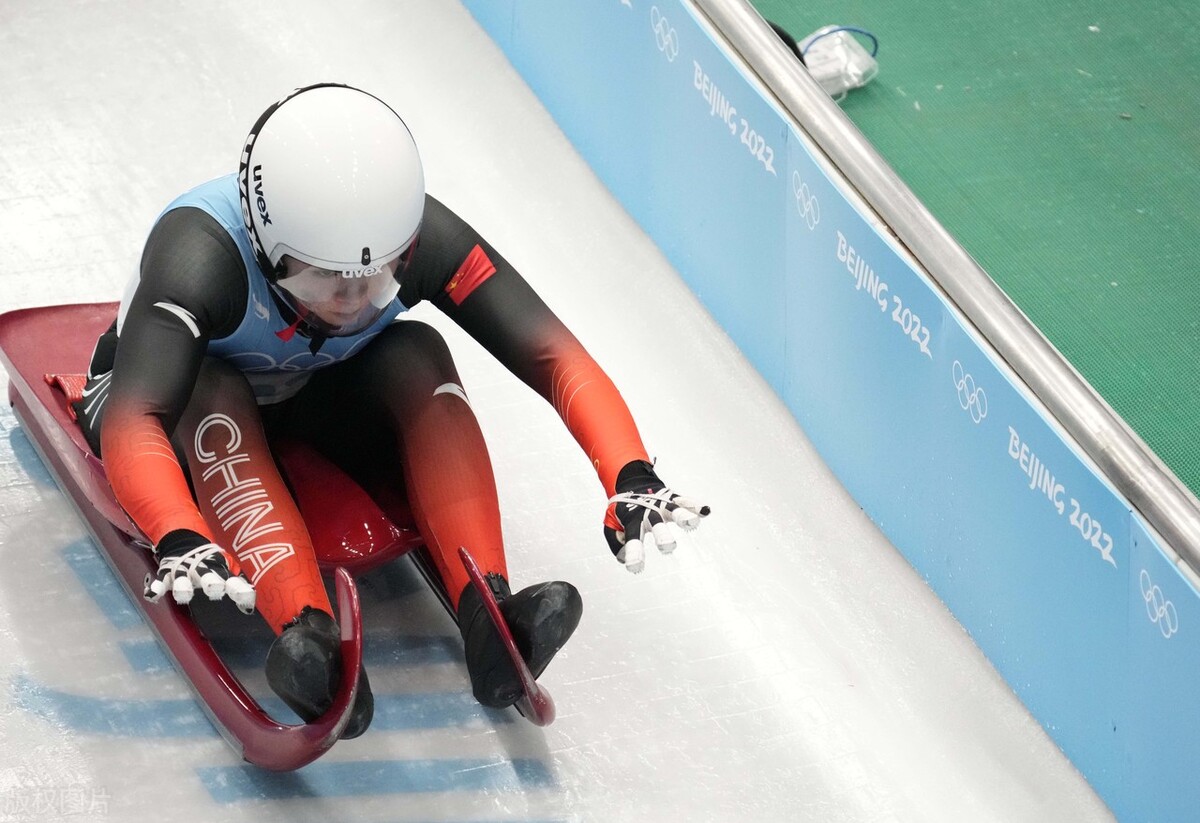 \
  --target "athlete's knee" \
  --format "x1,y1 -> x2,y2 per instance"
369,321 -> 460,386
377,320 -> 452,359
